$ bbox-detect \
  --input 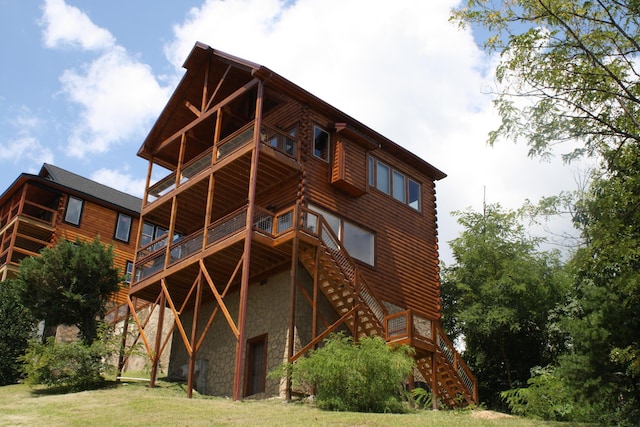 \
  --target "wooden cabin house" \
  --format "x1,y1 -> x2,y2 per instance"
0,163 -> 141,301
128,42 -> 477,406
